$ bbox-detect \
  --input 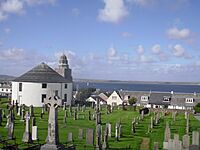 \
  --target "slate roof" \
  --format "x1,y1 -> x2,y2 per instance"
149,92 -> 172,105
13,63 -> 71,83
